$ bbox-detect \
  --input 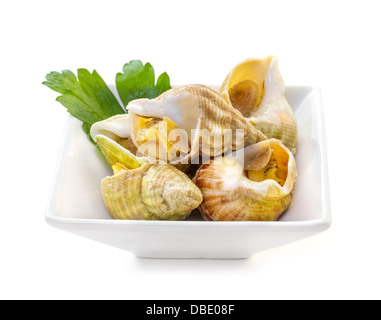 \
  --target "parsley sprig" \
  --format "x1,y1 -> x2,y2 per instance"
43,60 -> 171,141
